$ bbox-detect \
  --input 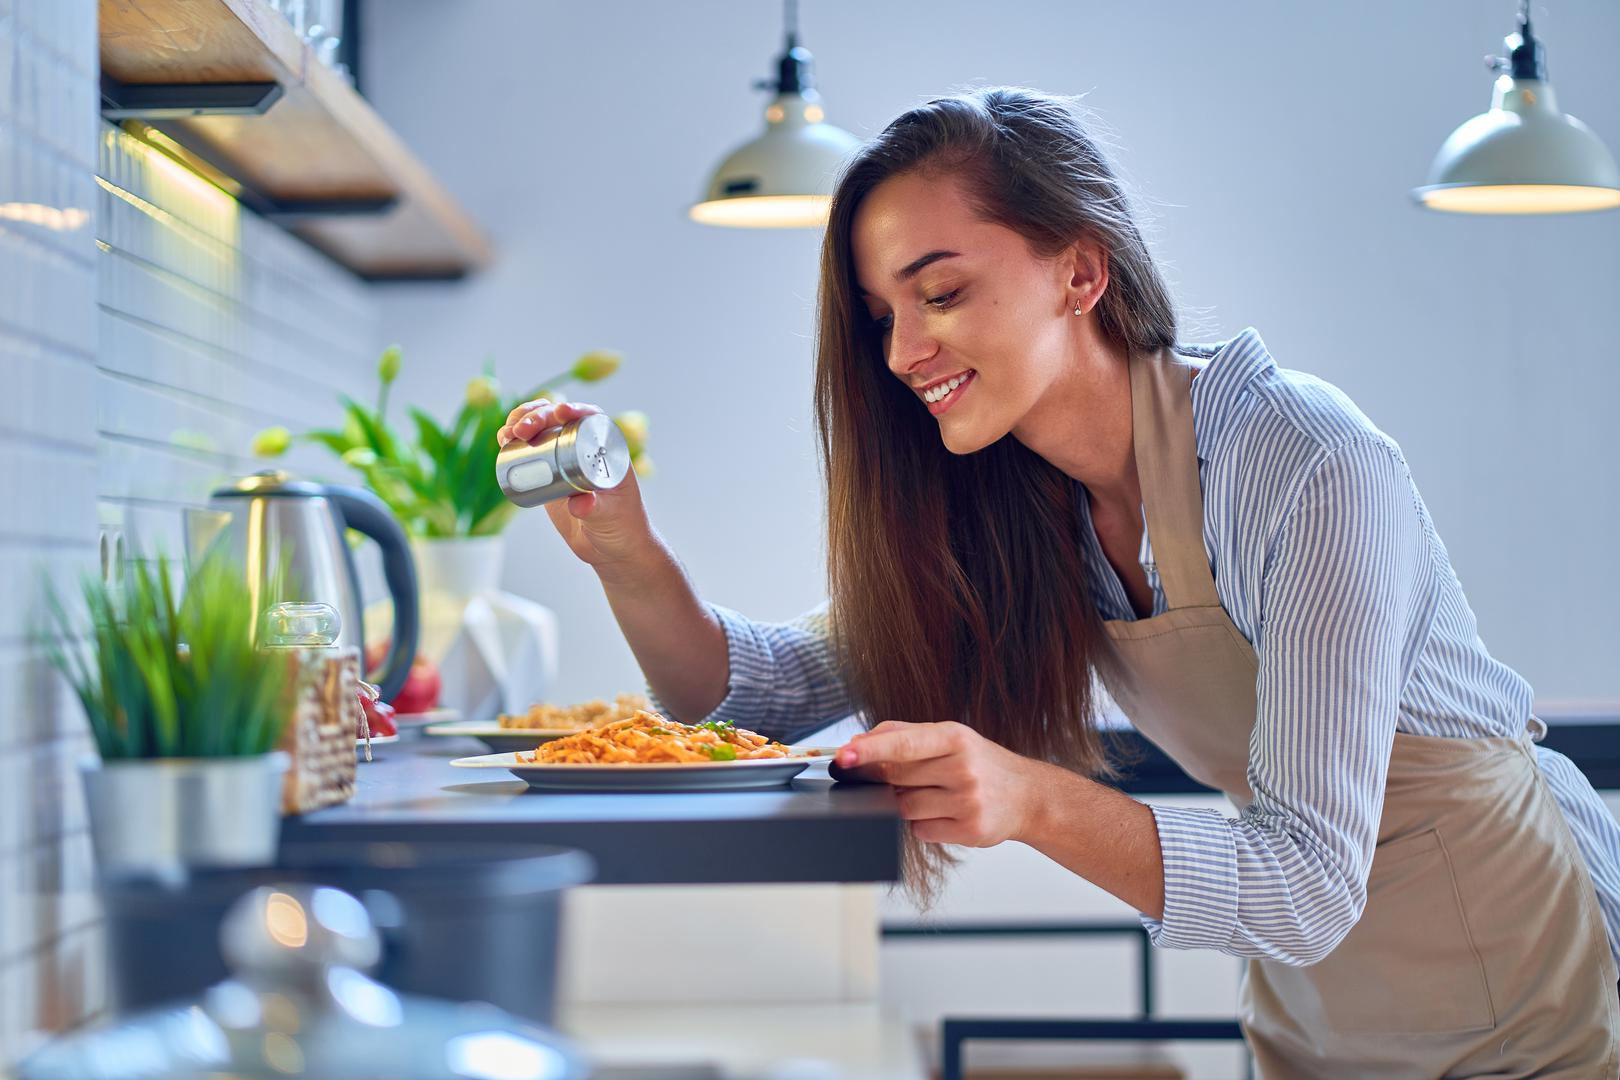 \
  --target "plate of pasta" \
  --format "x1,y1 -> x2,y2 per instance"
428,693 -> 664,753
426,693 -> 657,753
449,711 -> 835,792
422,721 -> 578,754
